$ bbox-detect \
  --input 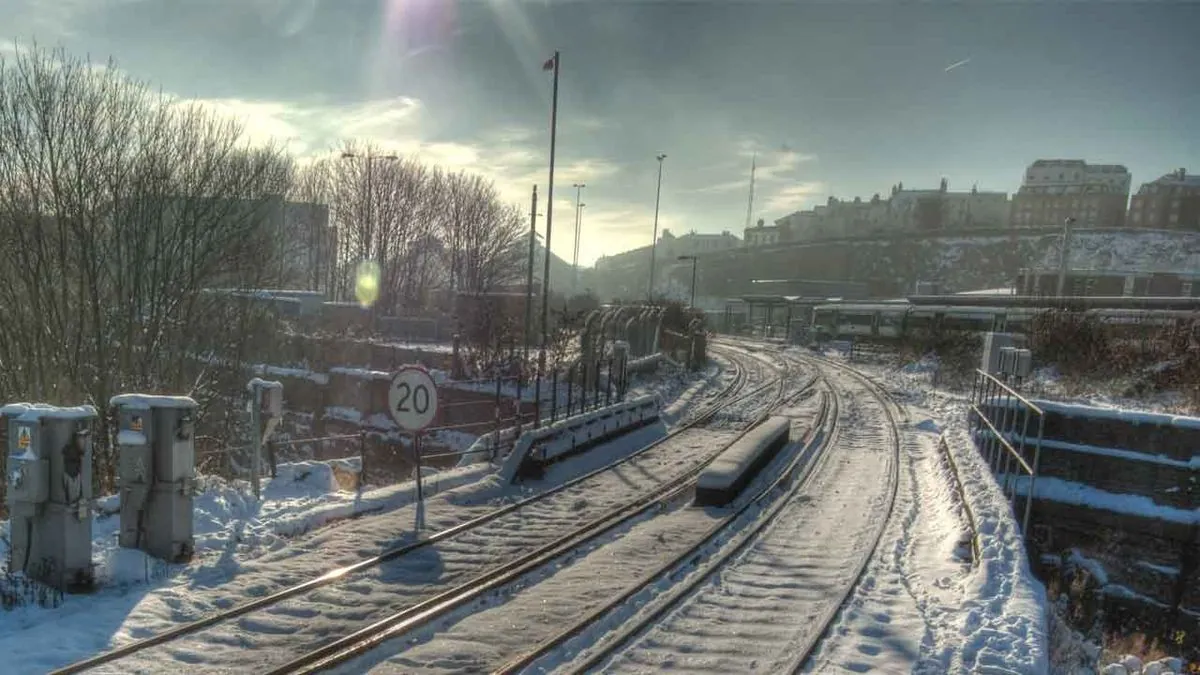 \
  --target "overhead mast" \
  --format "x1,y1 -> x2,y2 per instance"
744,151 -> 757,230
